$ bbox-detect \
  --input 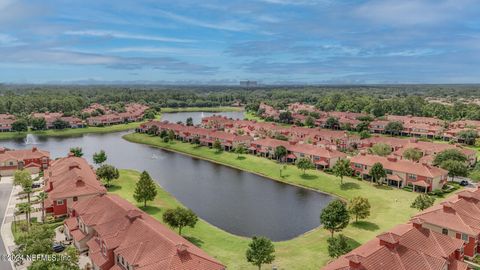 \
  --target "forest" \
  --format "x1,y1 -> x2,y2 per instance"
1,84 -> 480,121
